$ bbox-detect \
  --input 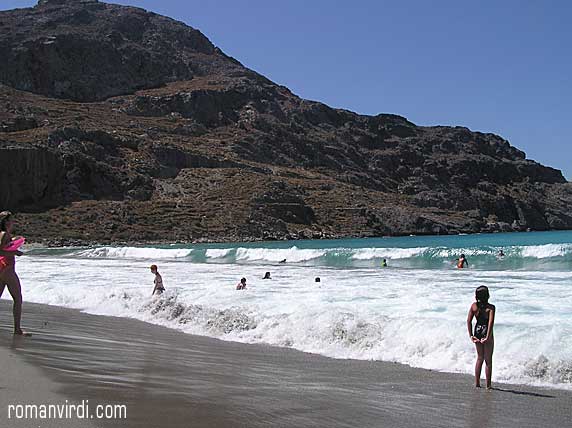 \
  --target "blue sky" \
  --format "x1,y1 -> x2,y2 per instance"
3,0 -> 571,180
